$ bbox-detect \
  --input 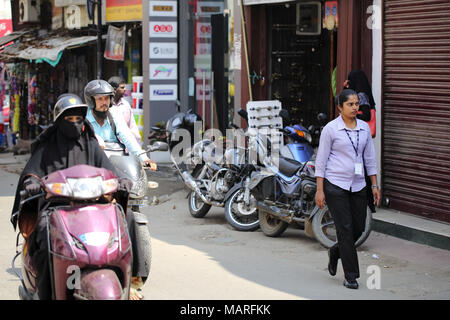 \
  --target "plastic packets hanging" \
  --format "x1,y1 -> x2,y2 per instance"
104,25 -> 126,61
